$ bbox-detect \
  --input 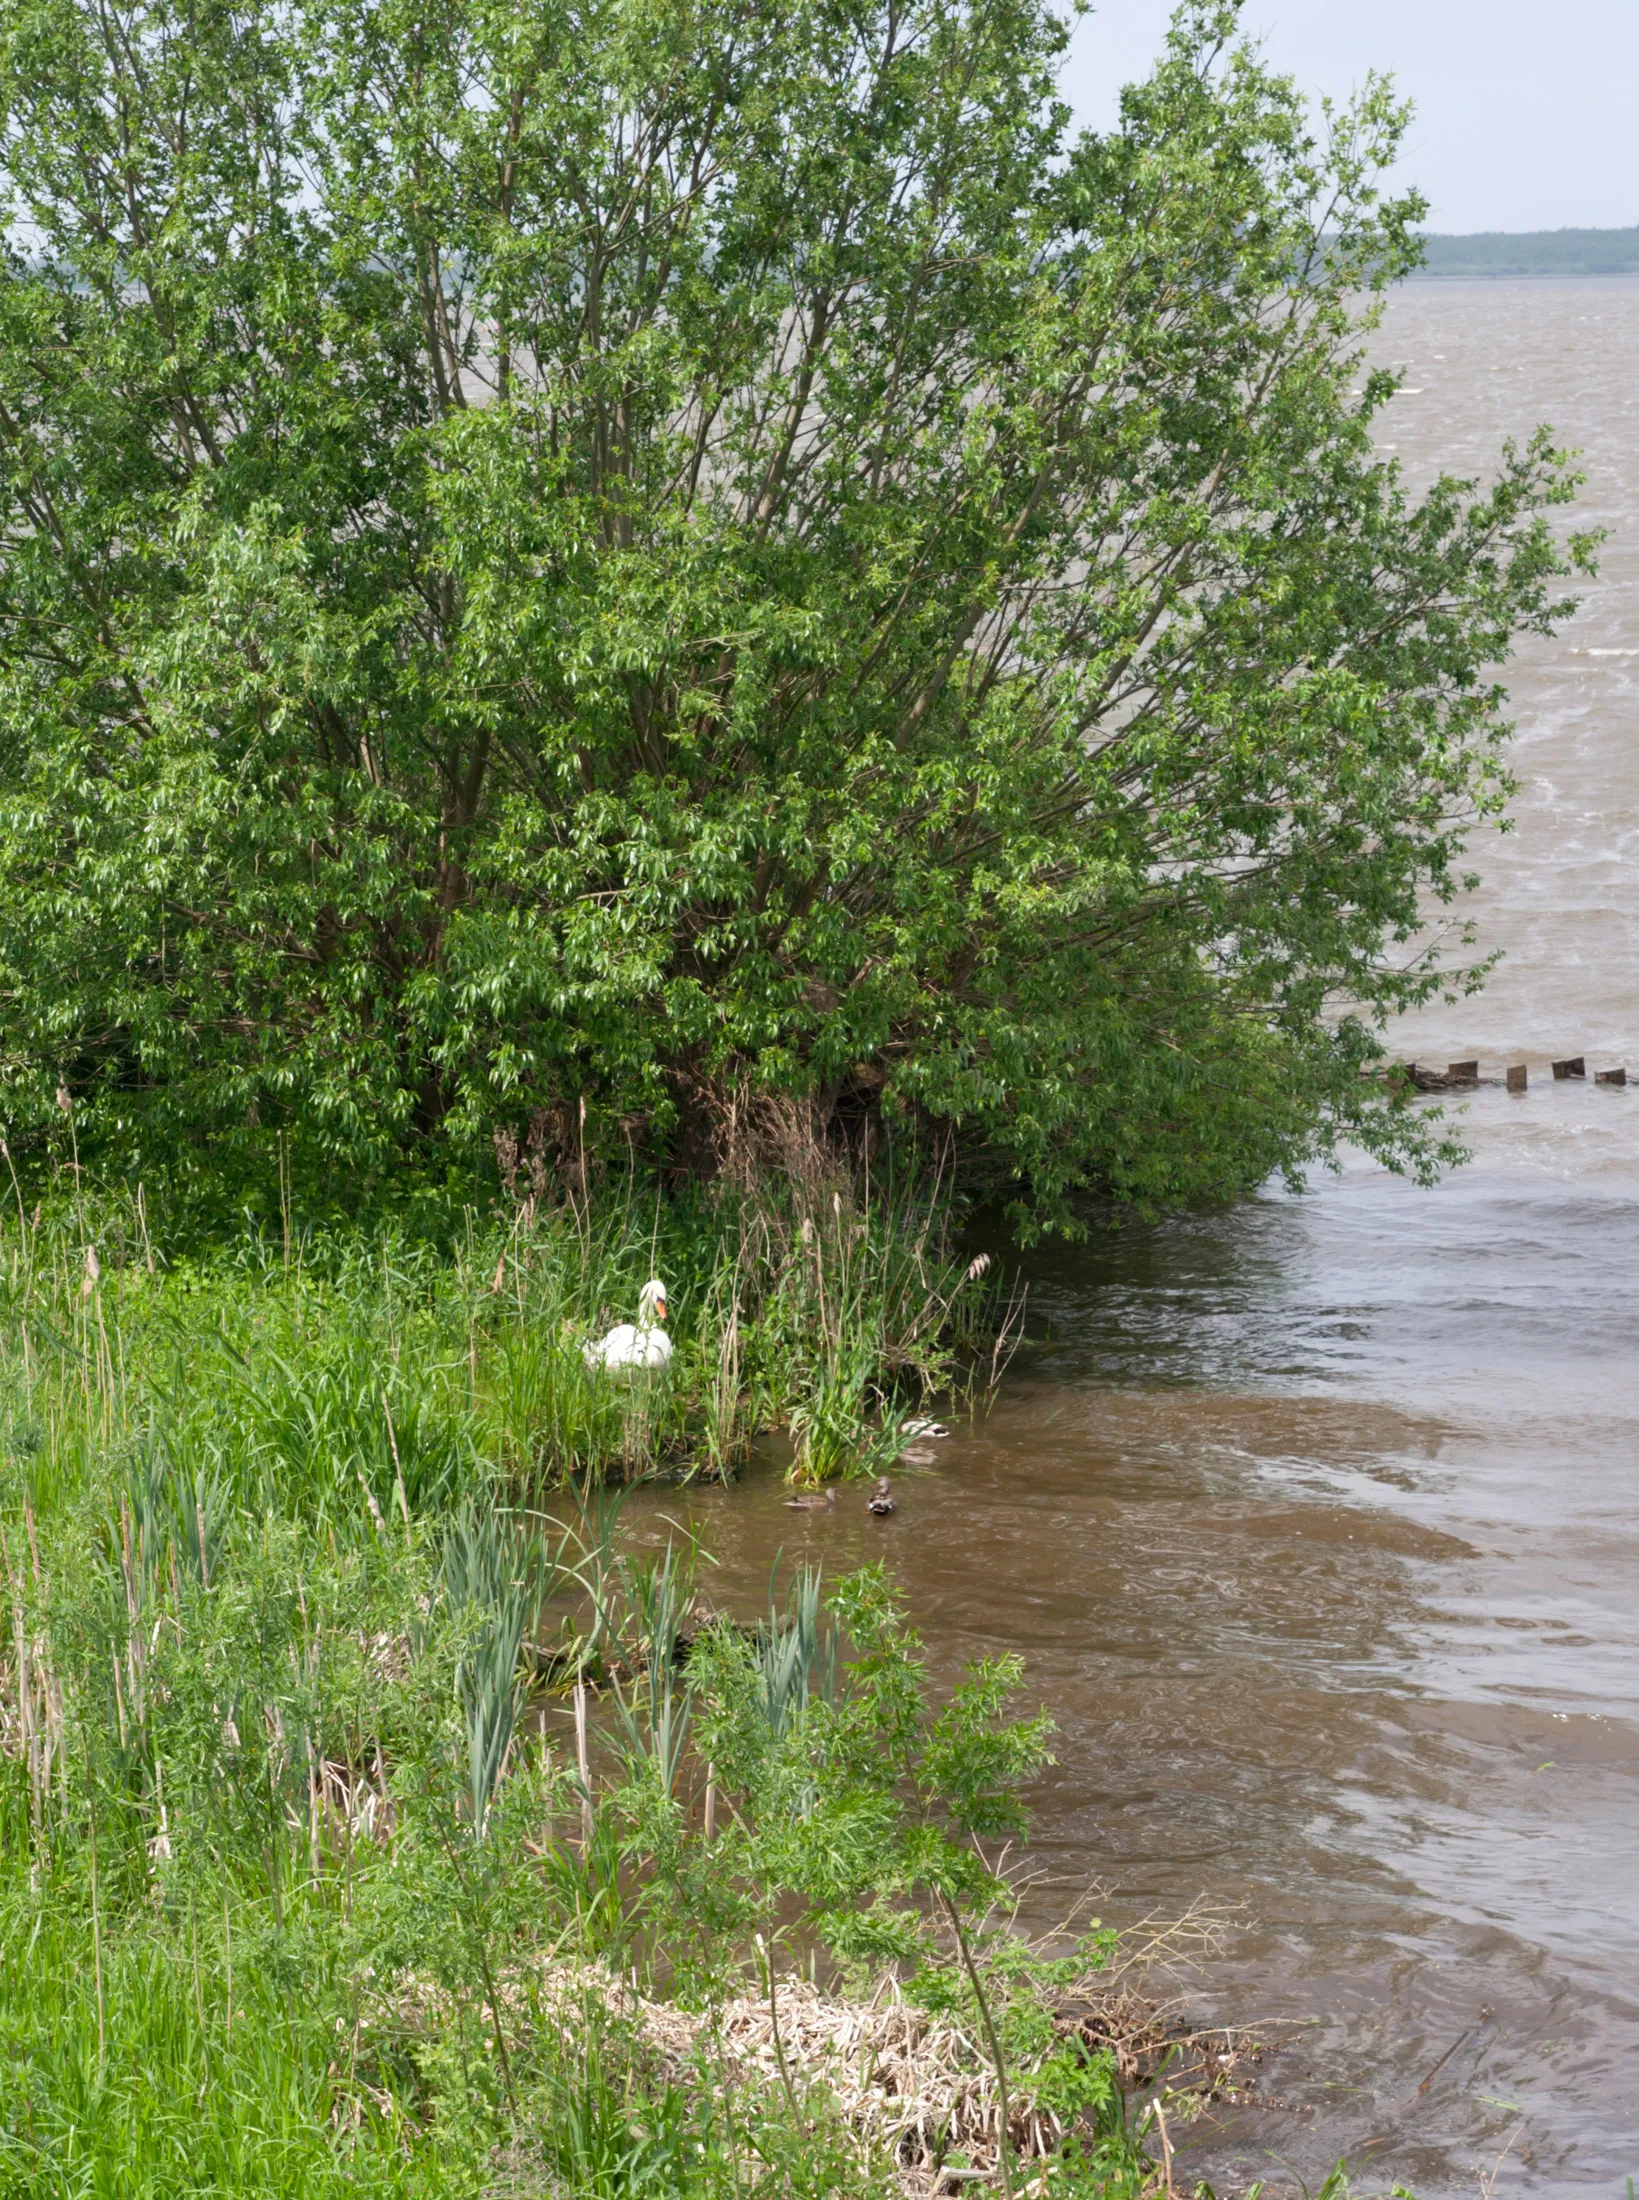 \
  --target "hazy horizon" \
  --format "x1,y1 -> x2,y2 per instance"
1062,2 -> 1637,236
1418,221 -> 1638,239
